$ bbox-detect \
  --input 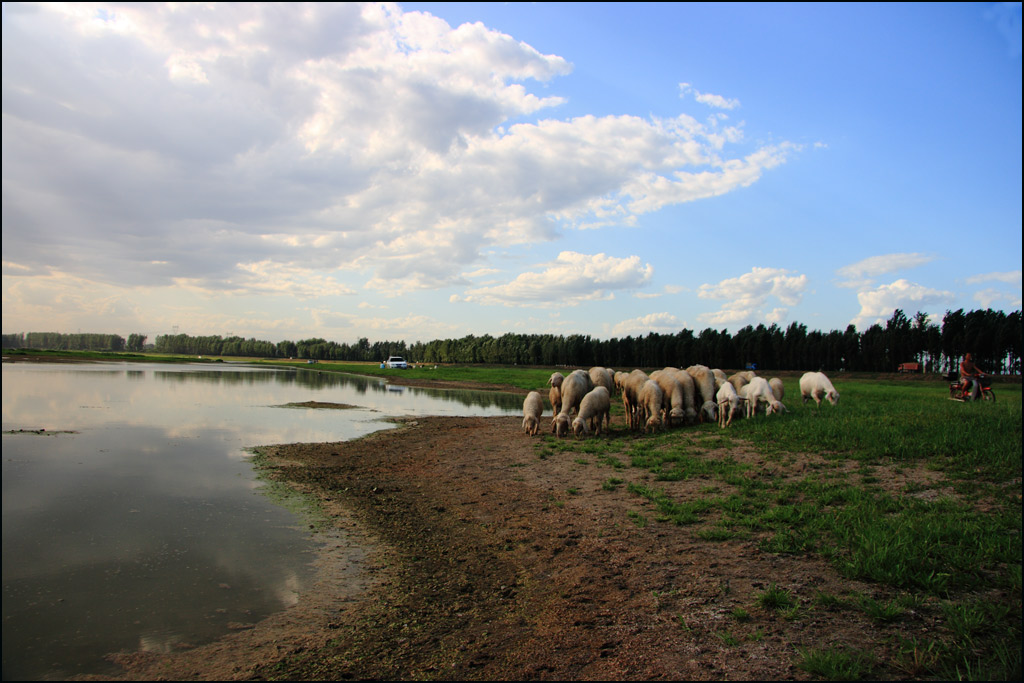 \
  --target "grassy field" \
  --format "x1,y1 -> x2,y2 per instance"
531,375 -> 1021,680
